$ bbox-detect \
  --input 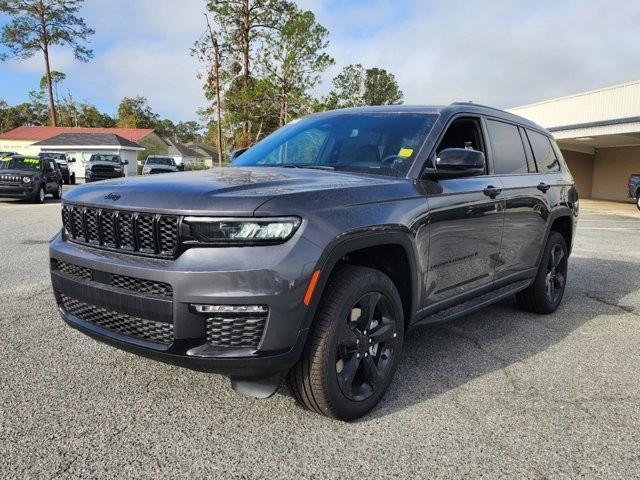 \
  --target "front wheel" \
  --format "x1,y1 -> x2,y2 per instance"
636,193 -> 640,211
516,231 -> 568,314
31,185 -> 45,204
288,265 -> 404,420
